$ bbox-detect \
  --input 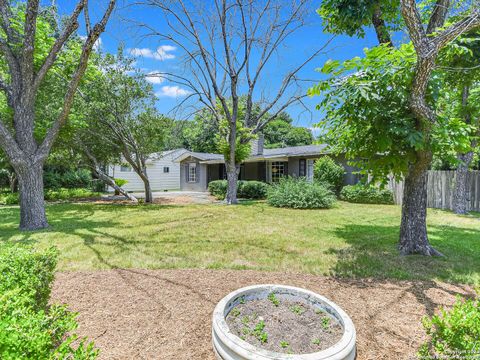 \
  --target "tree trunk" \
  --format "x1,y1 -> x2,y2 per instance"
225,162 -> 239,204
399,152 -> 443,256
452,152 -> 474,214
371,4 -> 393,46
142,174 -> 153,203
15,162 -> 49,231
92,167 -> 137,202
8,171 -> 17,193
452,85 -> 474,215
